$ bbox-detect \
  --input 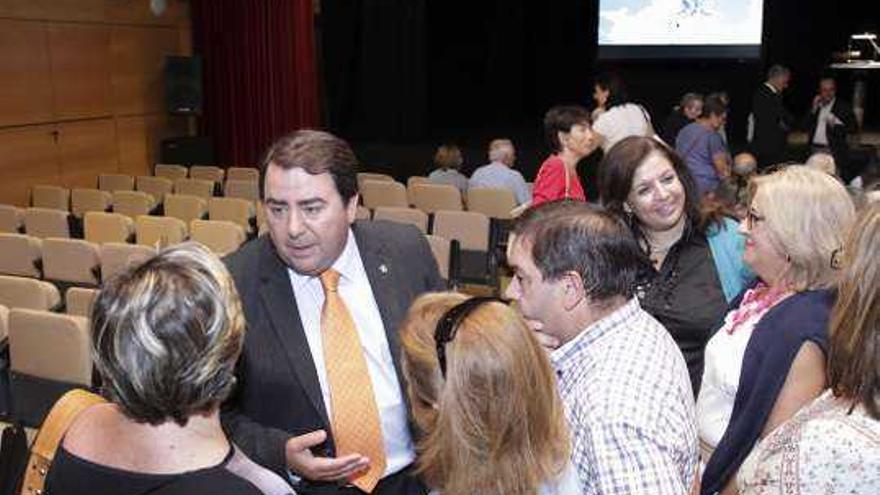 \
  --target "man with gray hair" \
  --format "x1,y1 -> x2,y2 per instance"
660,92 -> 704,145
468,138 -> 531,205
749,64 -> 795,170
504,200 -> 698,494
